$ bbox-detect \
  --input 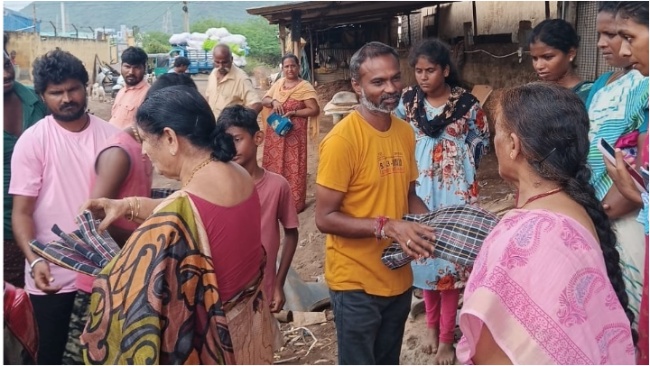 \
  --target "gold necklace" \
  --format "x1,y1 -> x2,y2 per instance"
183,157 -> 214,187
131,125 -> 142,144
